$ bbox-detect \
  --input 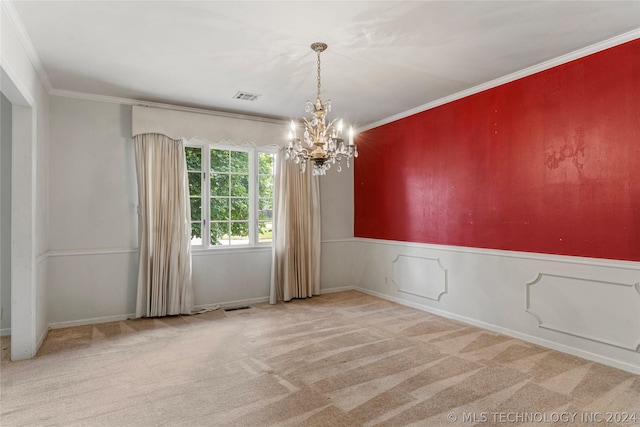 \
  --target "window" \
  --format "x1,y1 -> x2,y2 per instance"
185,142 -> 276,248
257,152 -> 275,243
